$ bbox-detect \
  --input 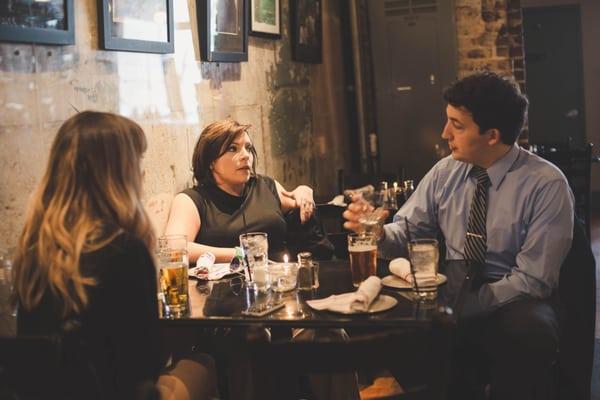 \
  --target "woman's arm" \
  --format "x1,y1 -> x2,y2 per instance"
274,180 -> 315,223
164,193 -> 236,263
